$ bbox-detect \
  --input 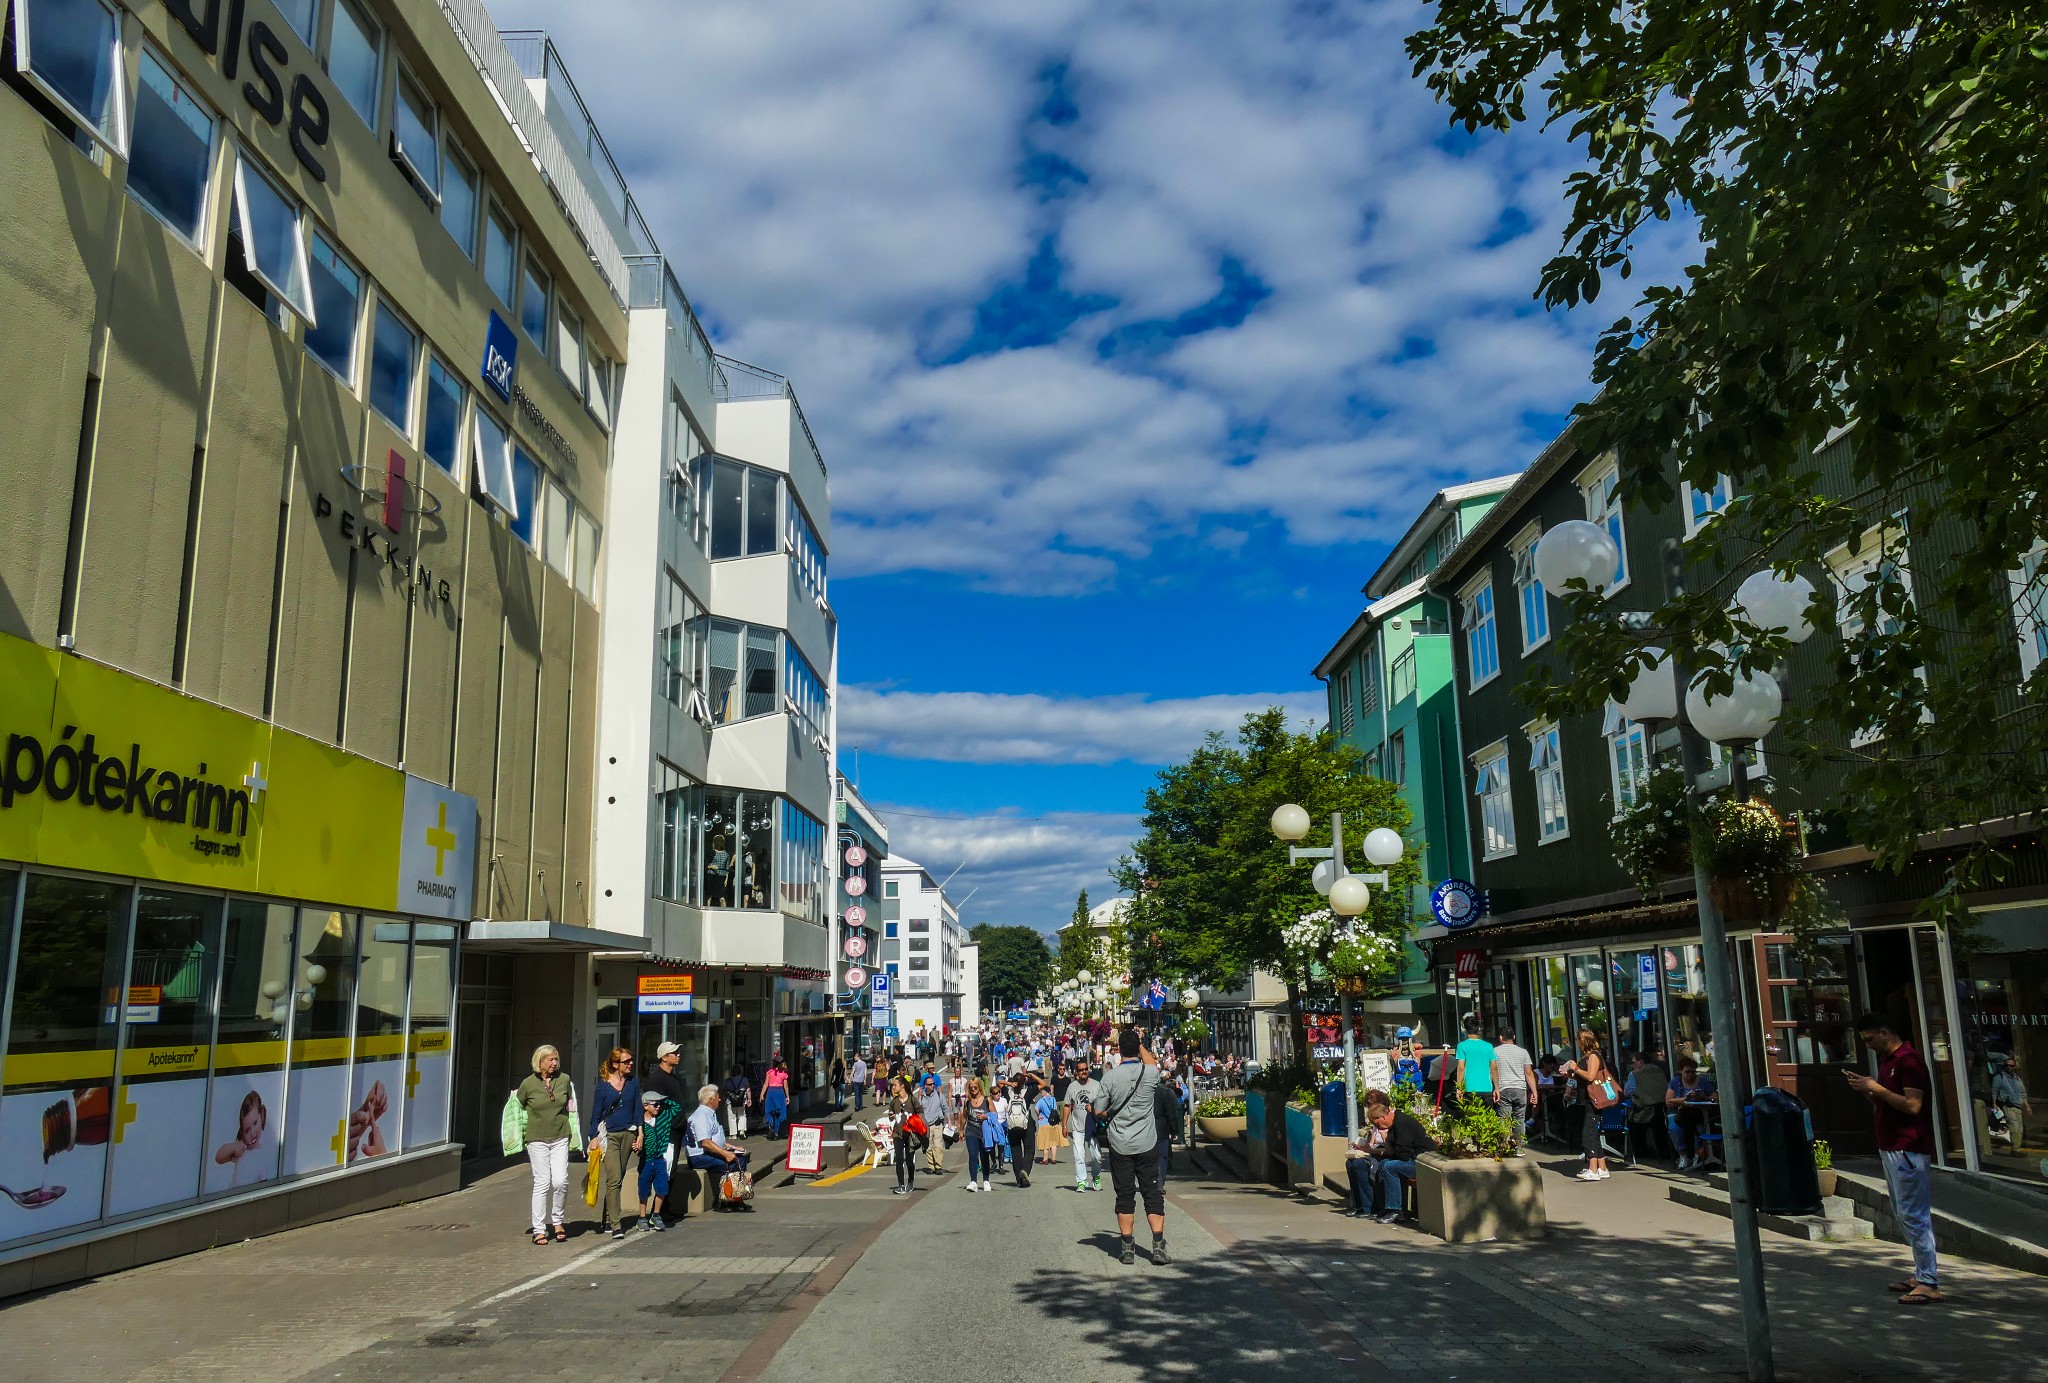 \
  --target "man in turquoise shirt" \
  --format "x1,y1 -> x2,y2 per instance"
1452,1018 -> 1497,1103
